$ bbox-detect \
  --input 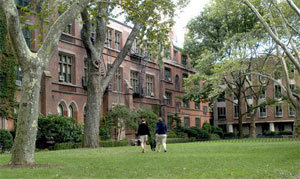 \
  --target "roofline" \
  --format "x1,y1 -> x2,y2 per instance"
108,18 -> 133,29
